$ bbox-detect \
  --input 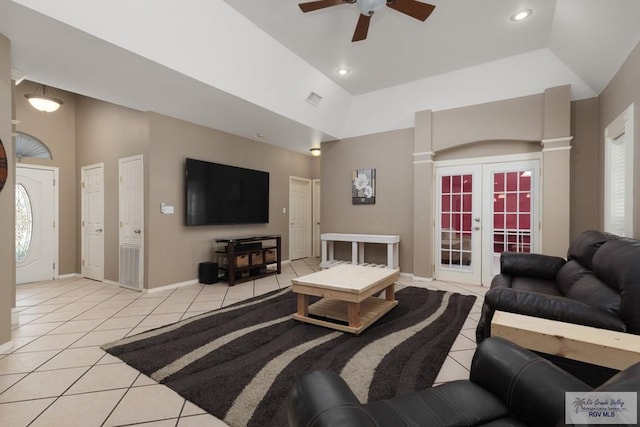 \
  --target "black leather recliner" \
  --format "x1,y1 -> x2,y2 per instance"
287,337 -> 640,427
